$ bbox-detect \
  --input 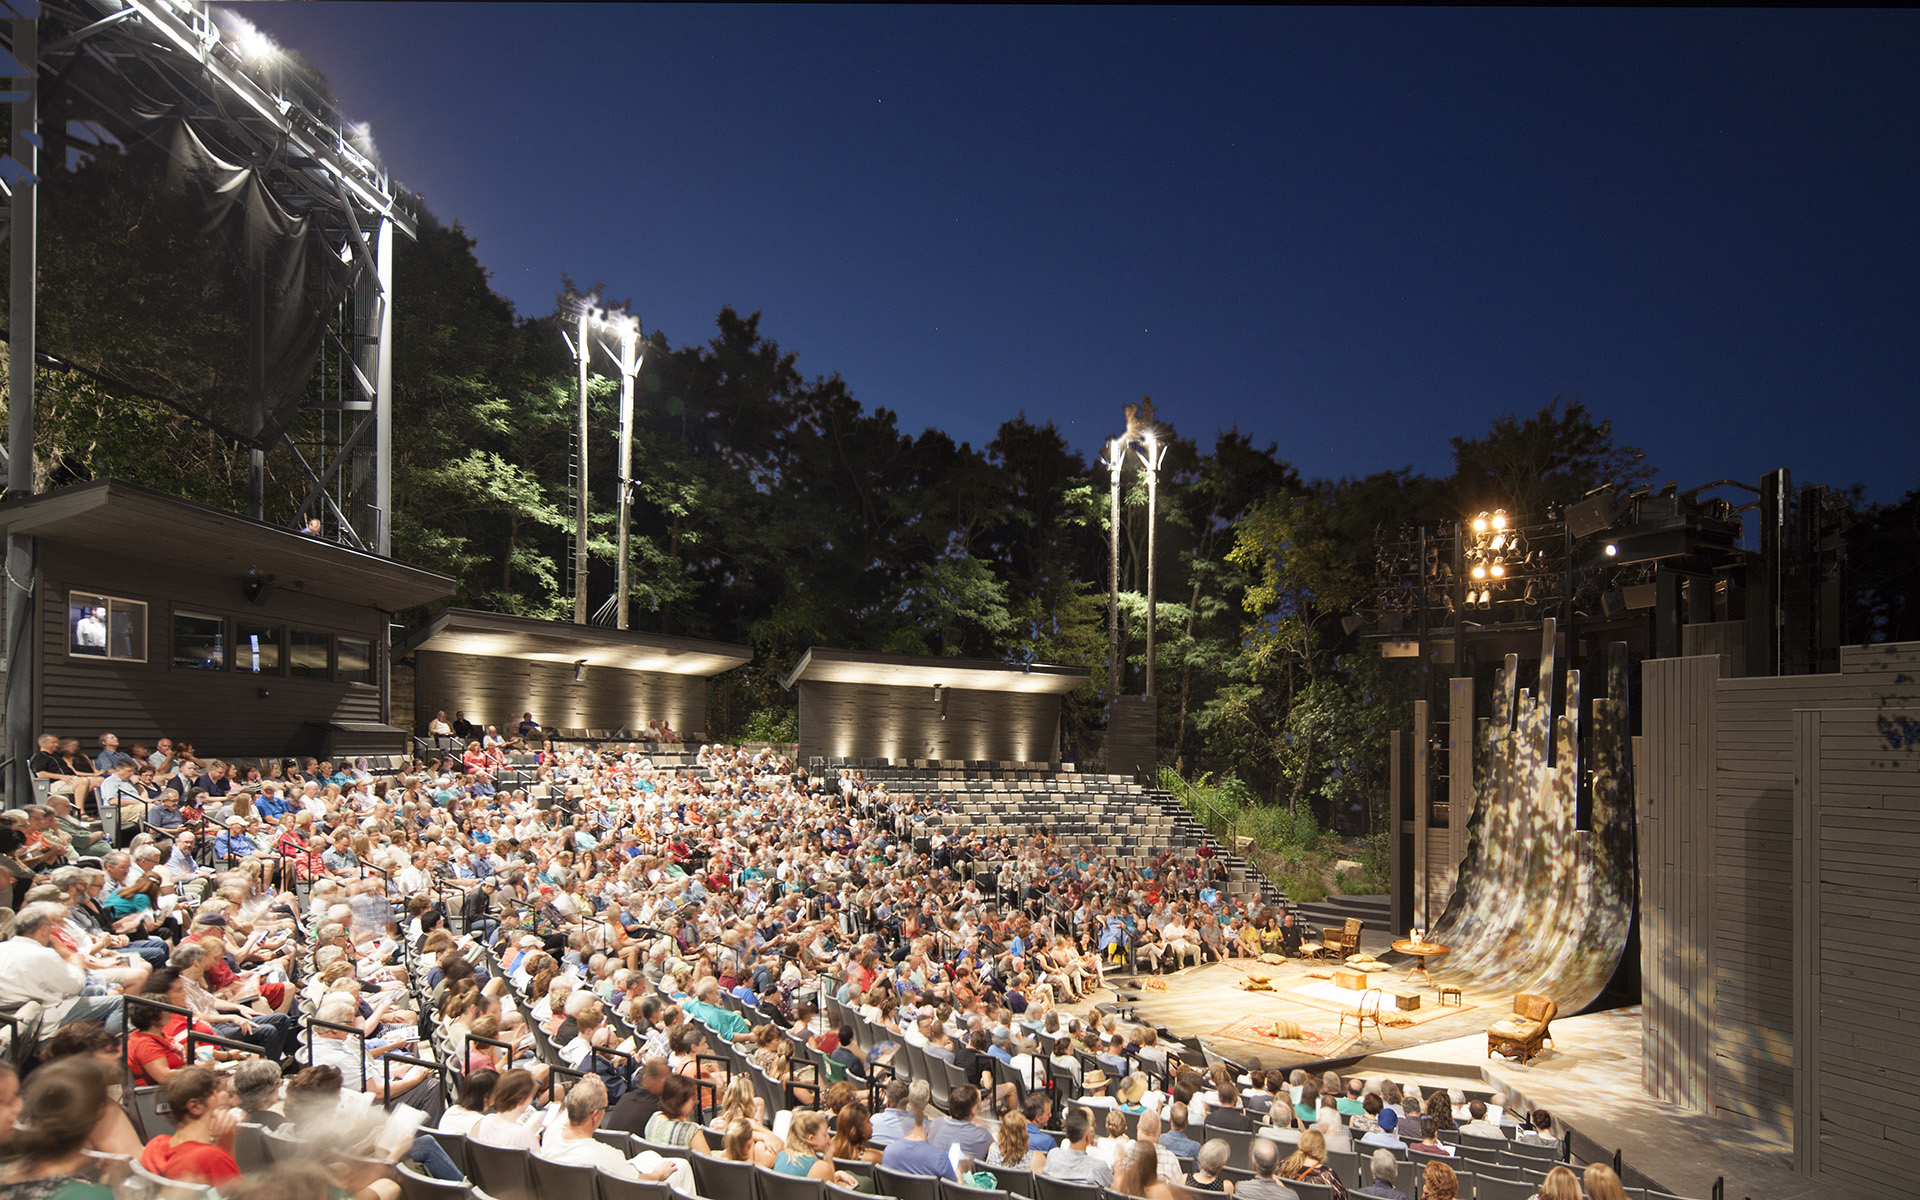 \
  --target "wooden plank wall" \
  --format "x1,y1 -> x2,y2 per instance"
1637,654 -> 1721,1112
1411,700 -> 1430,926
33,543 -> 386,758
413,650 -> 708,738
1449,677 -> 1474,881
1793,691 -> 1920,1193
796,680 -> 1062,765
1712,670 -> 1866,1134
